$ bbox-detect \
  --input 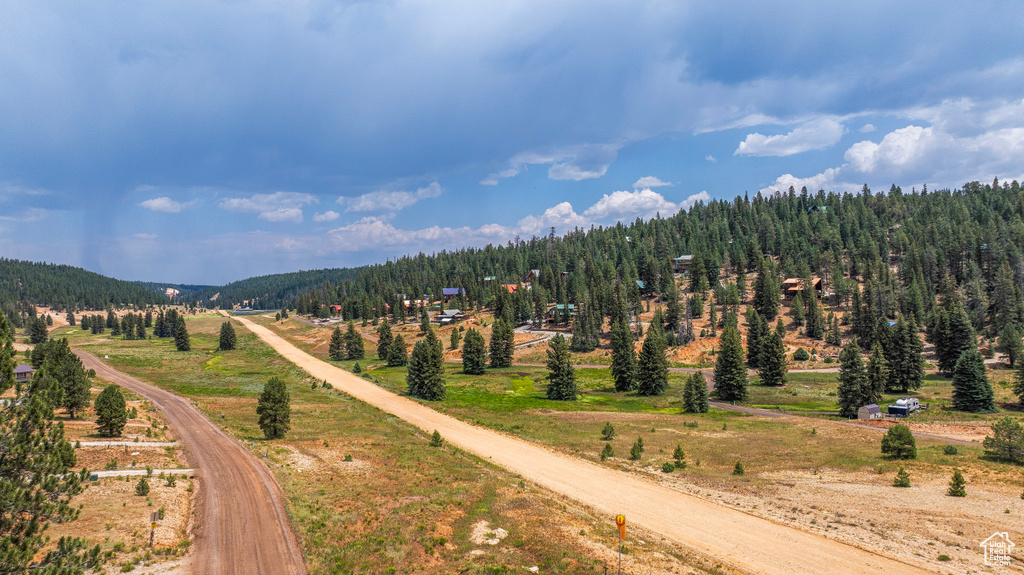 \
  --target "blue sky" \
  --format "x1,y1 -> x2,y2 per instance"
1,1 -> 1023,285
